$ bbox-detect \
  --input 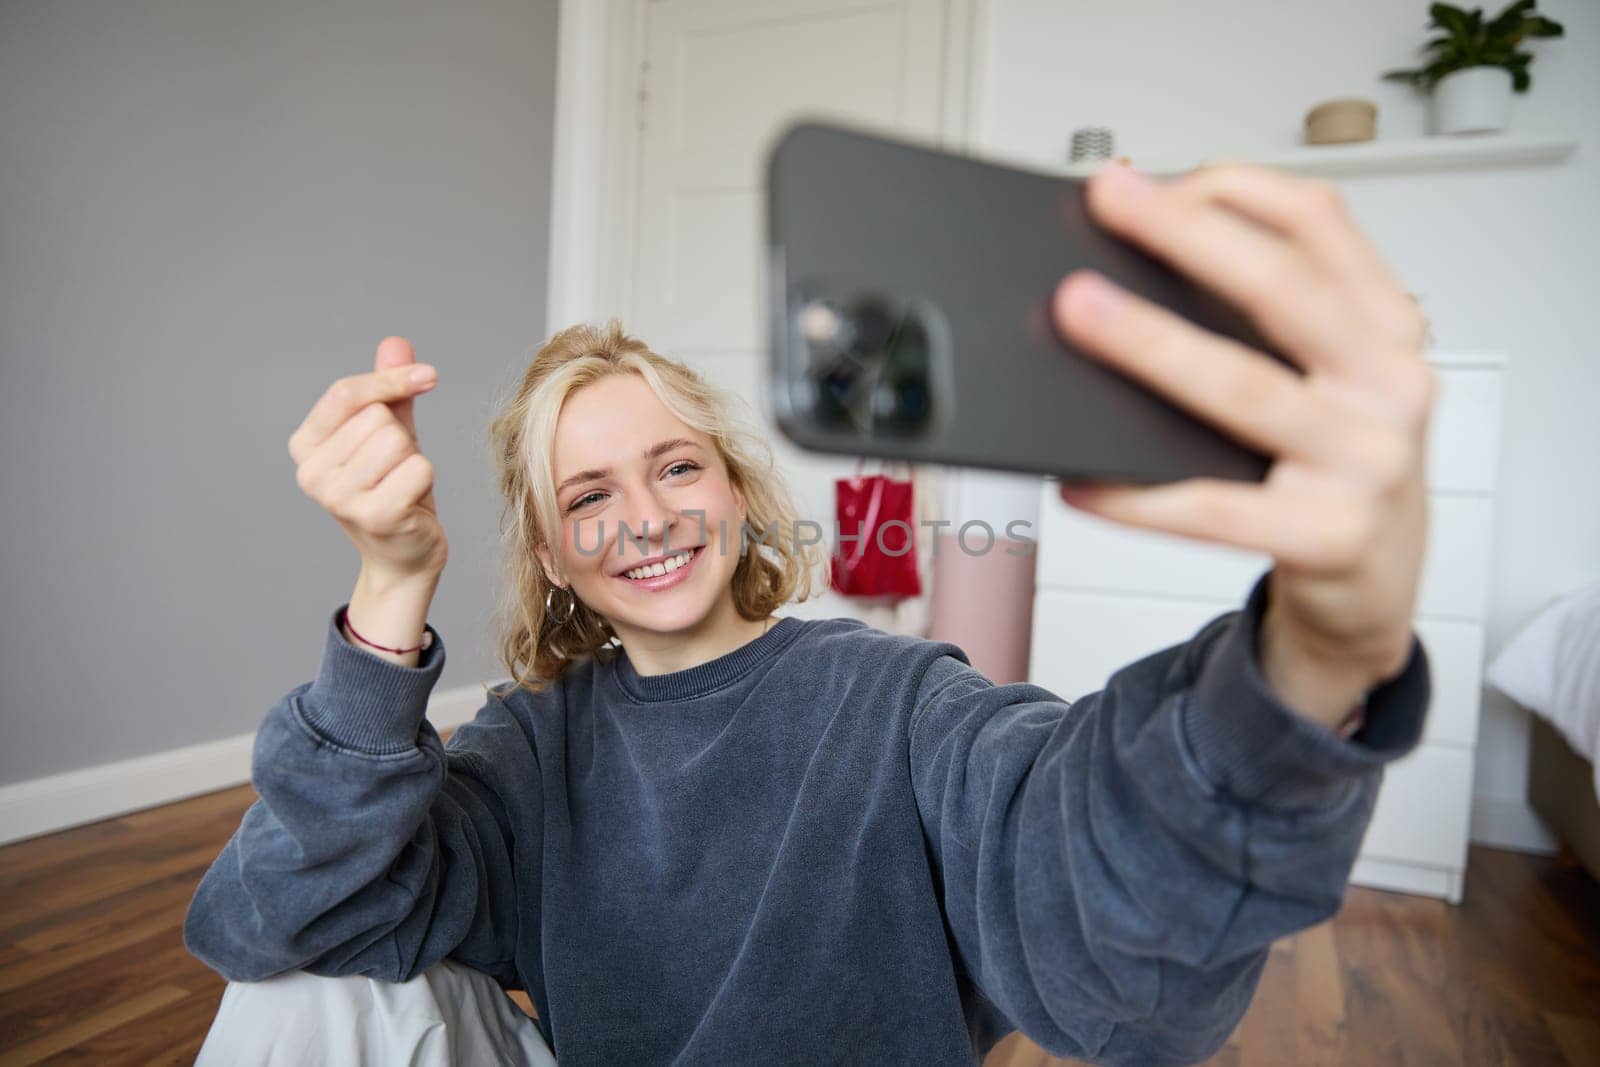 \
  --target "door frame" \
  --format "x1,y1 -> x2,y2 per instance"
544,0 -> 990,332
